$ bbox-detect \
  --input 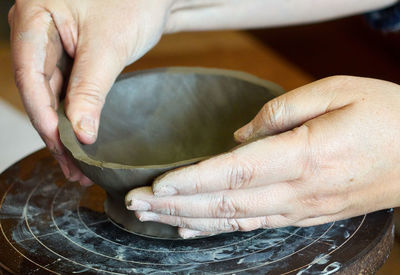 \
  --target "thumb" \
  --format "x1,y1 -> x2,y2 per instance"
65,38 -> 124,144
234,76 -> 350,142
